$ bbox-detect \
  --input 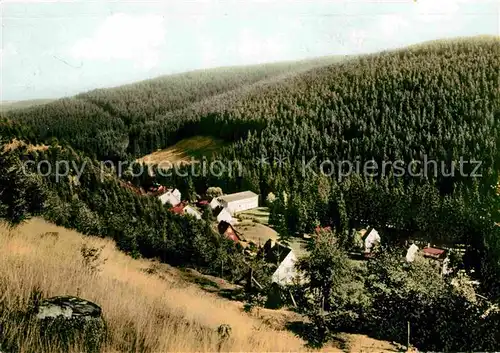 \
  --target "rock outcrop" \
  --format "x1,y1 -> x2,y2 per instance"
36,296 -> 102,319
35,296 -> 106,353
